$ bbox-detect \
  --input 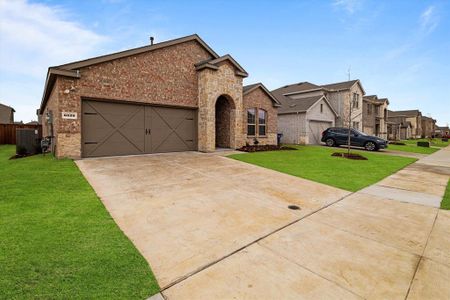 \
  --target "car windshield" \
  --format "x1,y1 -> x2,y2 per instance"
353,129 -> 368,136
